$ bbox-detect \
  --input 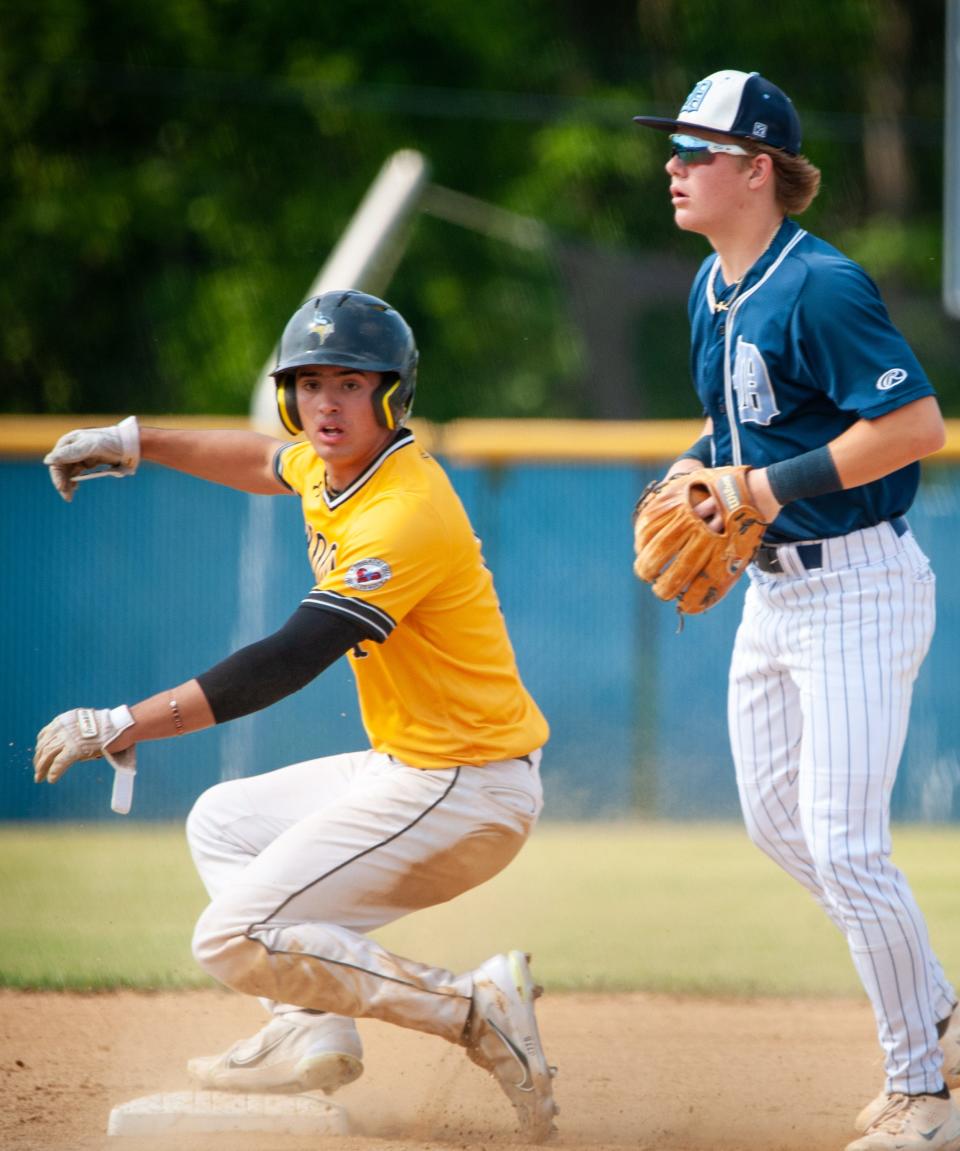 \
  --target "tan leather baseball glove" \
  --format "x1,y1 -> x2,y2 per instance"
632,465 -> 766,615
